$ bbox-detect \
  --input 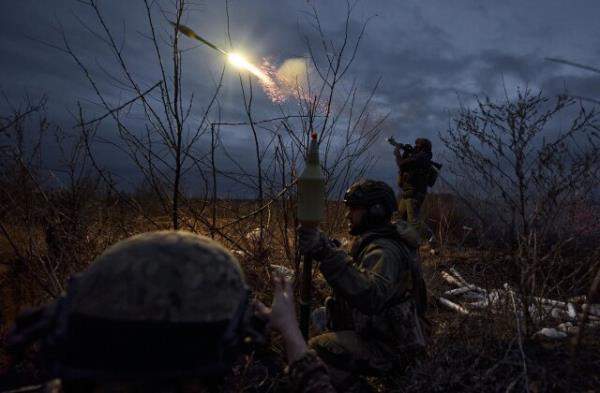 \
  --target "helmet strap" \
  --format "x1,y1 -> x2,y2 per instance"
220,288 -> 250,353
